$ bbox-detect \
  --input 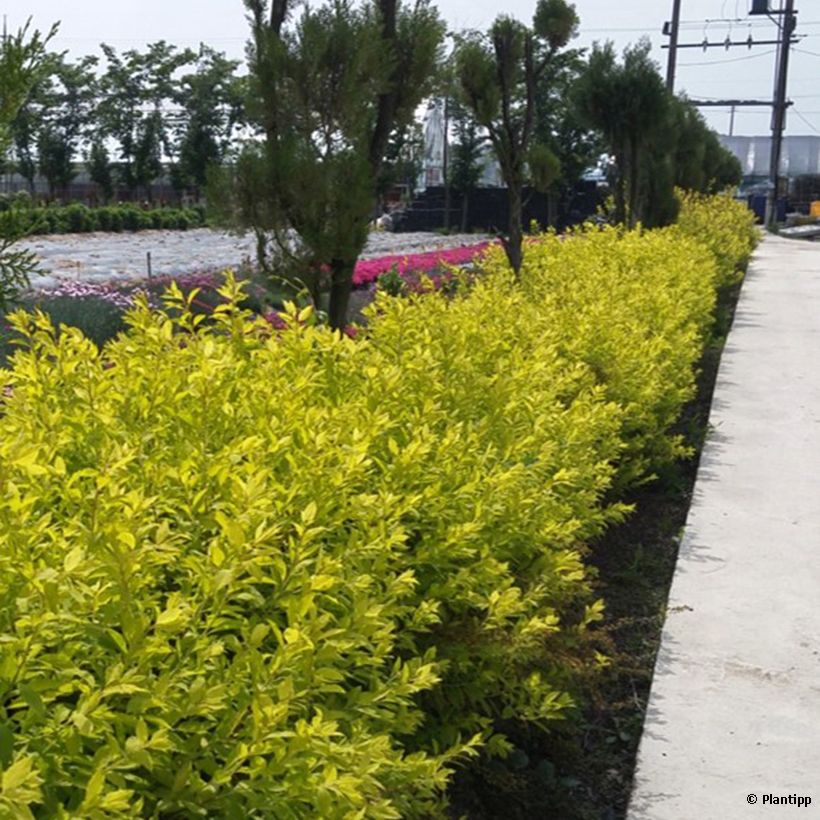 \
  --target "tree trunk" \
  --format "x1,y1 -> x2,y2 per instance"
328,258 -> 355,331
461,190 -> 469,233
628,138 -> 640,229
307,272 -> 323,314
504,183 -> 524,275
254,229 -> 268,274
